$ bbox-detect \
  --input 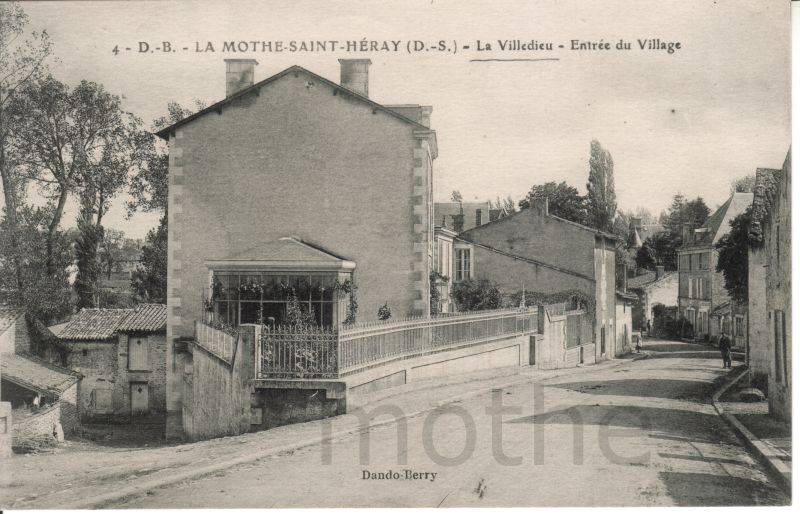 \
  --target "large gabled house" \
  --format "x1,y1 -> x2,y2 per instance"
155,59 -> 438,439
453,198 -> 620,361
676,192 -> 753,343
